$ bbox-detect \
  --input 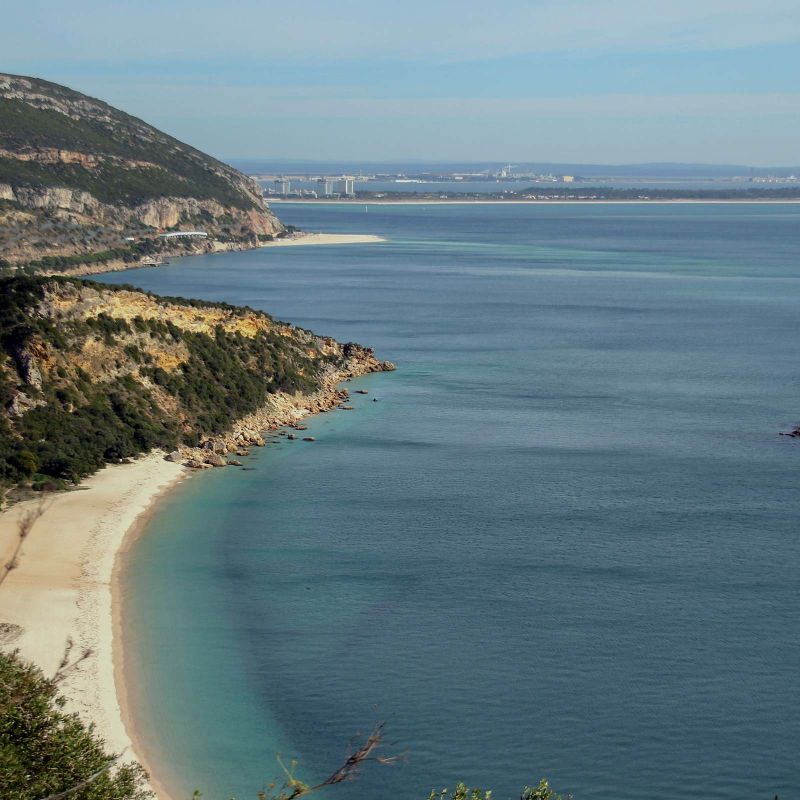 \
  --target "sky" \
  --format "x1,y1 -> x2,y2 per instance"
3,0 -> 800,165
